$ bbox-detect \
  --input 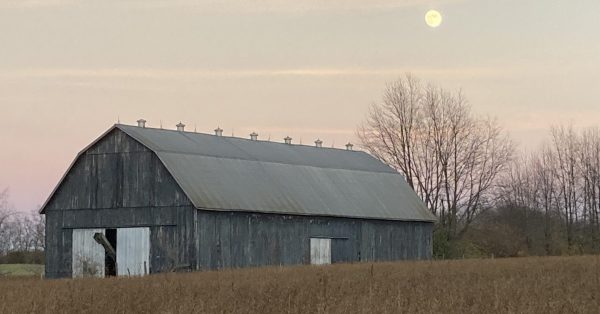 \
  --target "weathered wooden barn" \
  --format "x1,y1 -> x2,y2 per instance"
40,122 -> 436,279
